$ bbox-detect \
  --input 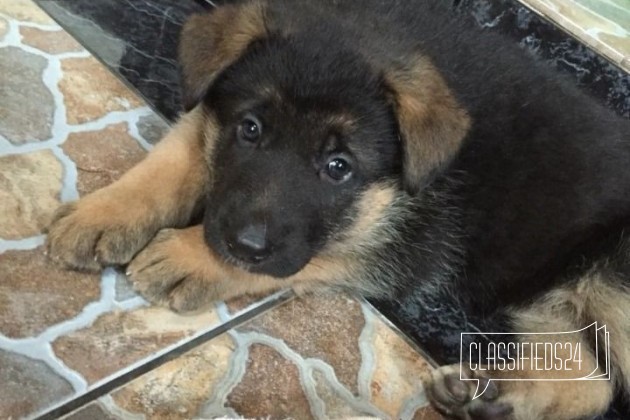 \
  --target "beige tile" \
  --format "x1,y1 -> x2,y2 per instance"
0,0 -> 55,25
59,57 -> 143,125
20,26 -> 84,55
62,123 -> 146,196
371,319 -> 433,418
112,333 -> 236,419
599,32 -> 630,62
52,306 -> 220,384
0,150 -> 62,239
